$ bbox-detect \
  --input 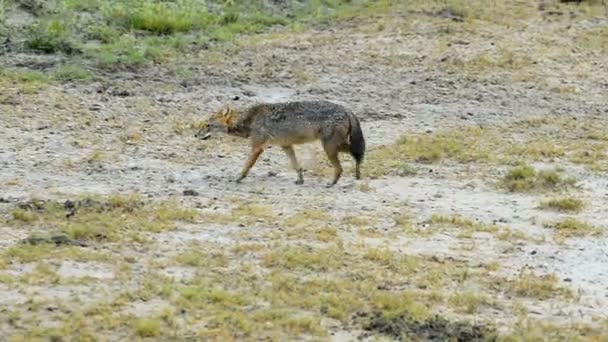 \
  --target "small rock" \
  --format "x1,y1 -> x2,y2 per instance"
183,190 -> 199,196
198,133 -> 211,140
89,104 -> 103,111
110,89 -> 132,97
